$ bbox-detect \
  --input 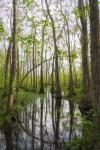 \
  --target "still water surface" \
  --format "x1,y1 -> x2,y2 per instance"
0,88 -> 81,150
